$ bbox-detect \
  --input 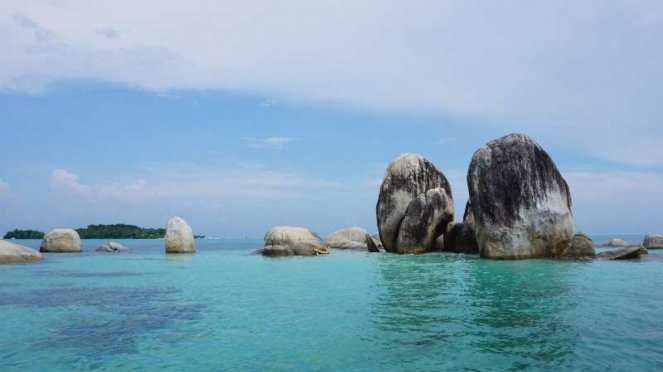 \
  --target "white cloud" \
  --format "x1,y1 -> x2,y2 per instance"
1,1 -> 662,163
49,168 -> 93,198
0,179 -> 9,197
241,136 -> 293,149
